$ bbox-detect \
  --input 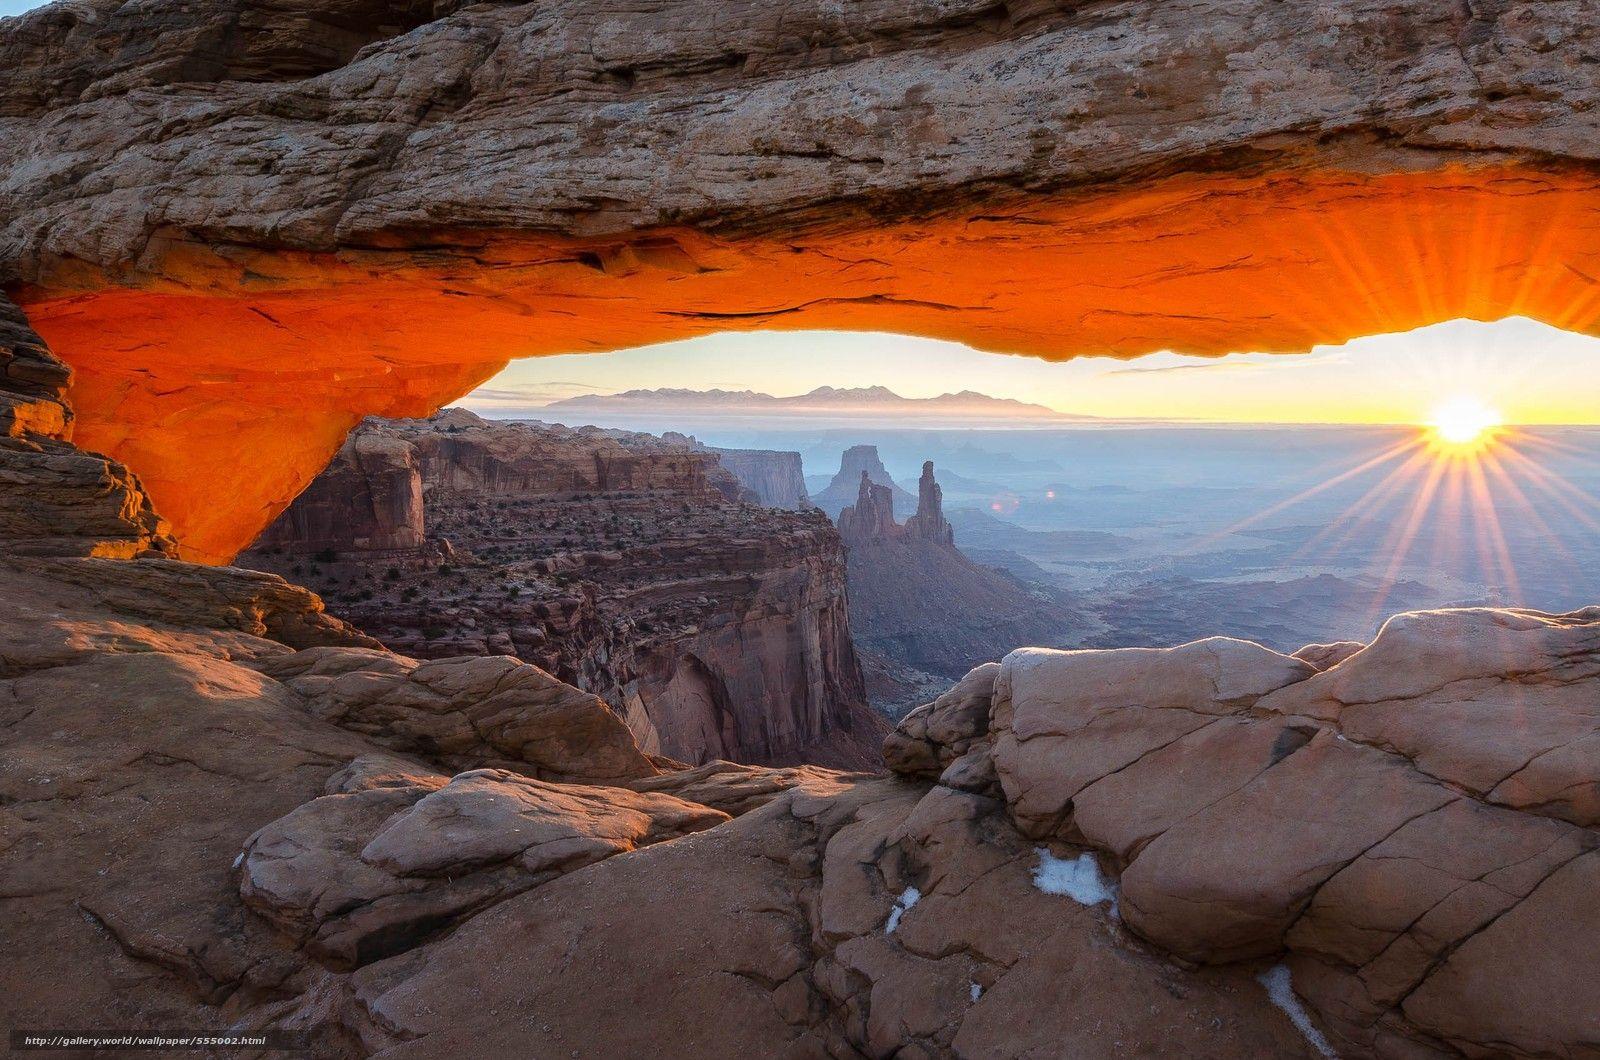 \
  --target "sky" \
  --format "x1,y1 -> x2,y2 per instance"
0,1 -> 42,15
465,317 -> 1600,426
